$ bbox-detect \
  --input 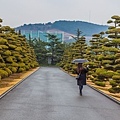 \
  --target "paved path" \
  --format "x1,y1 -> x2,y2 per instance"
0,67 -> 120,120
